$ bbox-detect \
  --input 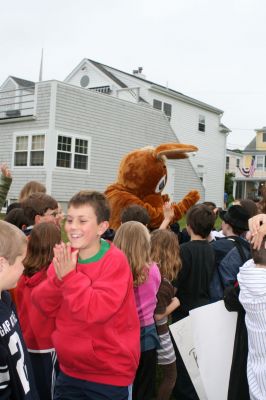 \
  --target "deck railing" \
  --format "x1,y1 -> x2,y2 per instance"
0,86 -> 35,120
